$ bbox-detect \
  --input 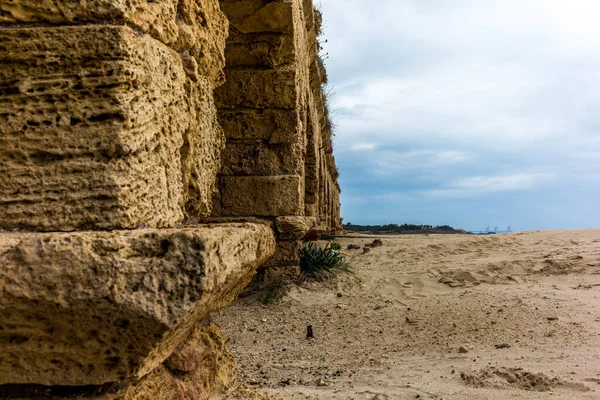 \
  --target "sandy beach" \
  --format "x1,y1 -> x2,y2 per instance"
215,229 -> 600,399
